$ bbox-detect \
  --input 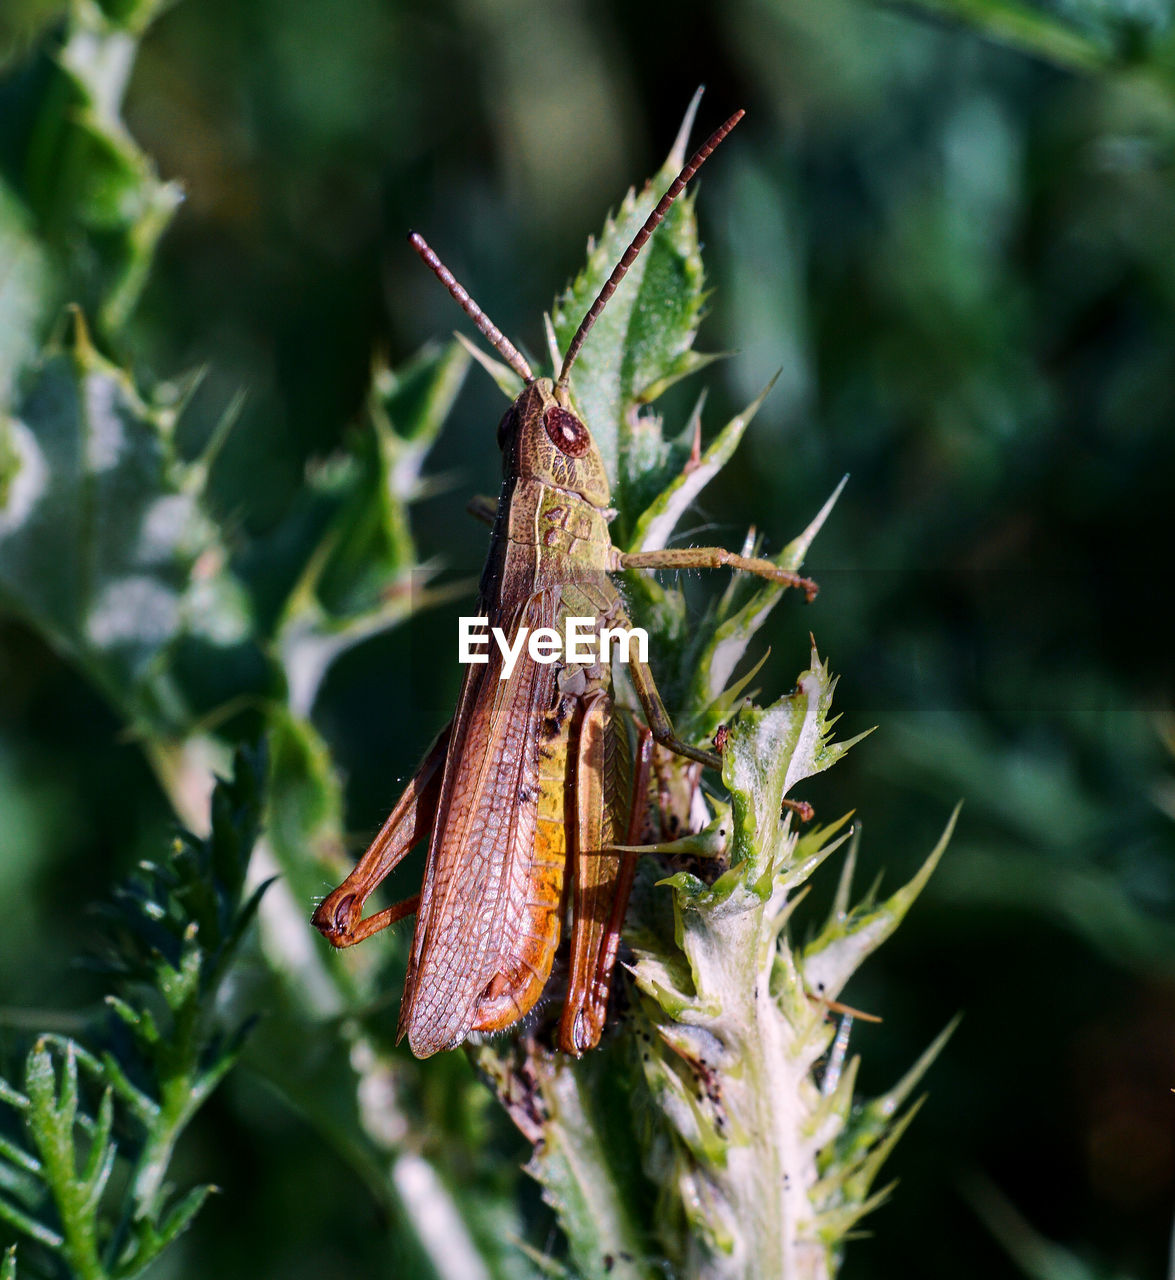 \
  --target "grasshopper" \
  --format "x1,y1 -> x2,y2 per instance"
312,109 -> 817,1057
